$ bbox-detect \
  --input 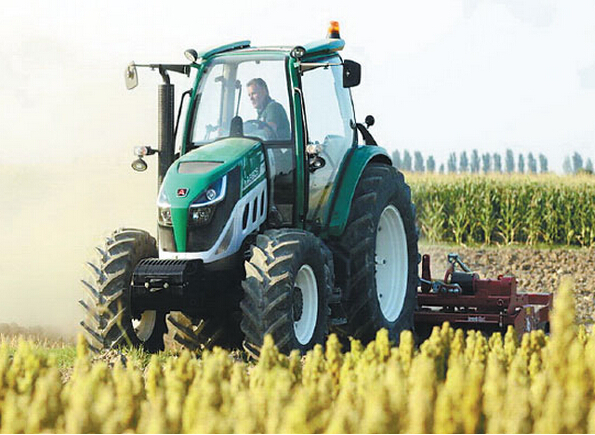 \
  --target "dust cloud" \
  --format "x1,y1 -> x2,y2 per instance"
0,159 -> 160,338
